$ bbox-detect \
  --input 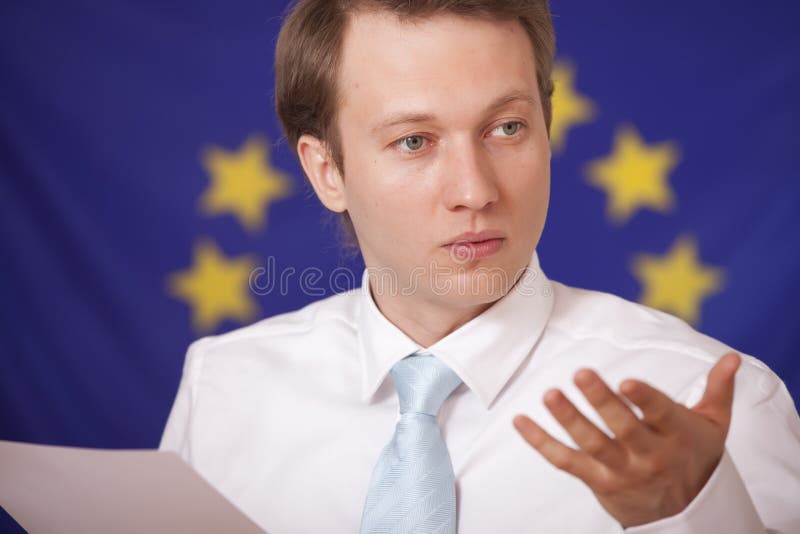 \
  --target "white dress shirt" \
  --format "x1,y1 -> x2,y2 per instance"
160,250 -> 800,533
